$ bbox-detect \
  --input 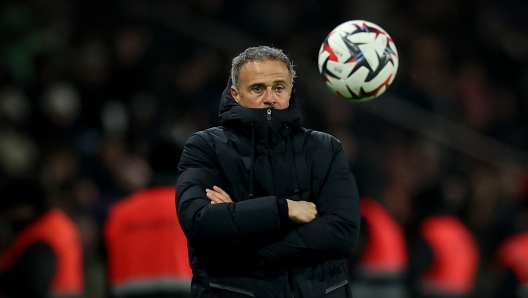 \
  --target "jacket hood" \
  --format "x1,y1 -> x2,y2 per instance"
217,78 -> 304,199
218,78 -> 303,135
